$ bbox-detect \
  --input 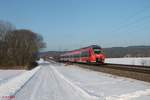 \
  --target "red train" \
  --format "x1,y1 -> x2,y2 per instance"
60,45 -> 105,64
